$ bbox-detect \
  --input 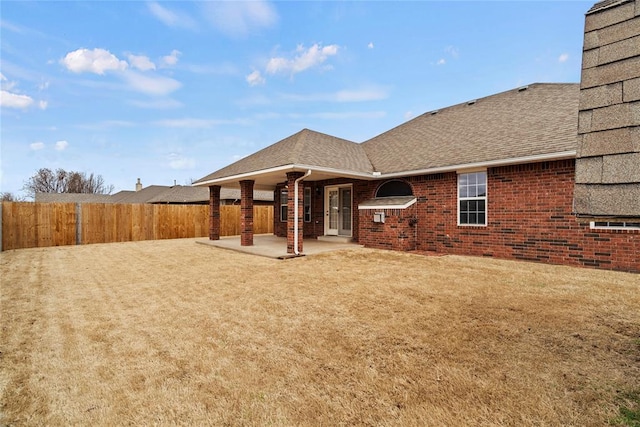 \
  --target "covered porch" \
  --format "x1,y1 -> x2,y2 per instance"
196,234 -> 363,259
